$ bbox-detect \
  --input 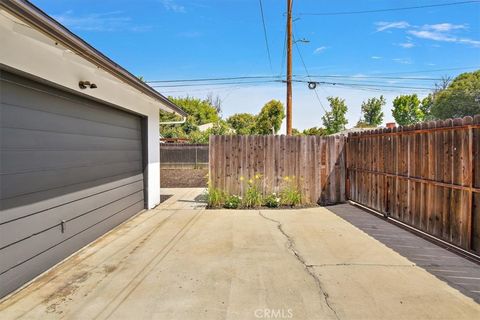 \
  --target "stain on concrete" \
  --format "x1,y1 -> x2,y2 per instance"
43,271 -> 91,314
